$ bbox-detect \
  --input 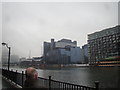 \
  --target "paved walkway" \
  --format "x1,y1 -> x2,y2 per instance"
0,74 -> 16,88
